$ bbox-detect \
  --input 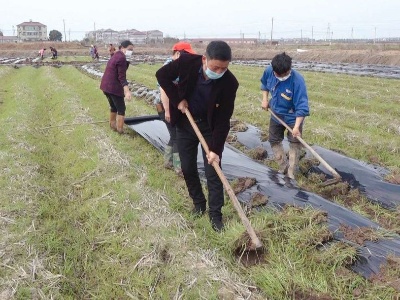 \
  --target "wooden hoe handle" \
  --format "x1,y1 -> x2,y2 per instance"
268,109 -> 342,180
185,109 -> 263,249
